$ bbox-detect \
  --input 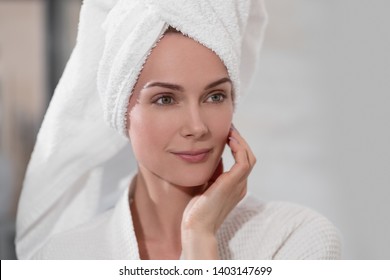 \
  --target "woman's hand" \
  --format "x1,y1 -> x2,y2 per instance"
181,125 -> 257,259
